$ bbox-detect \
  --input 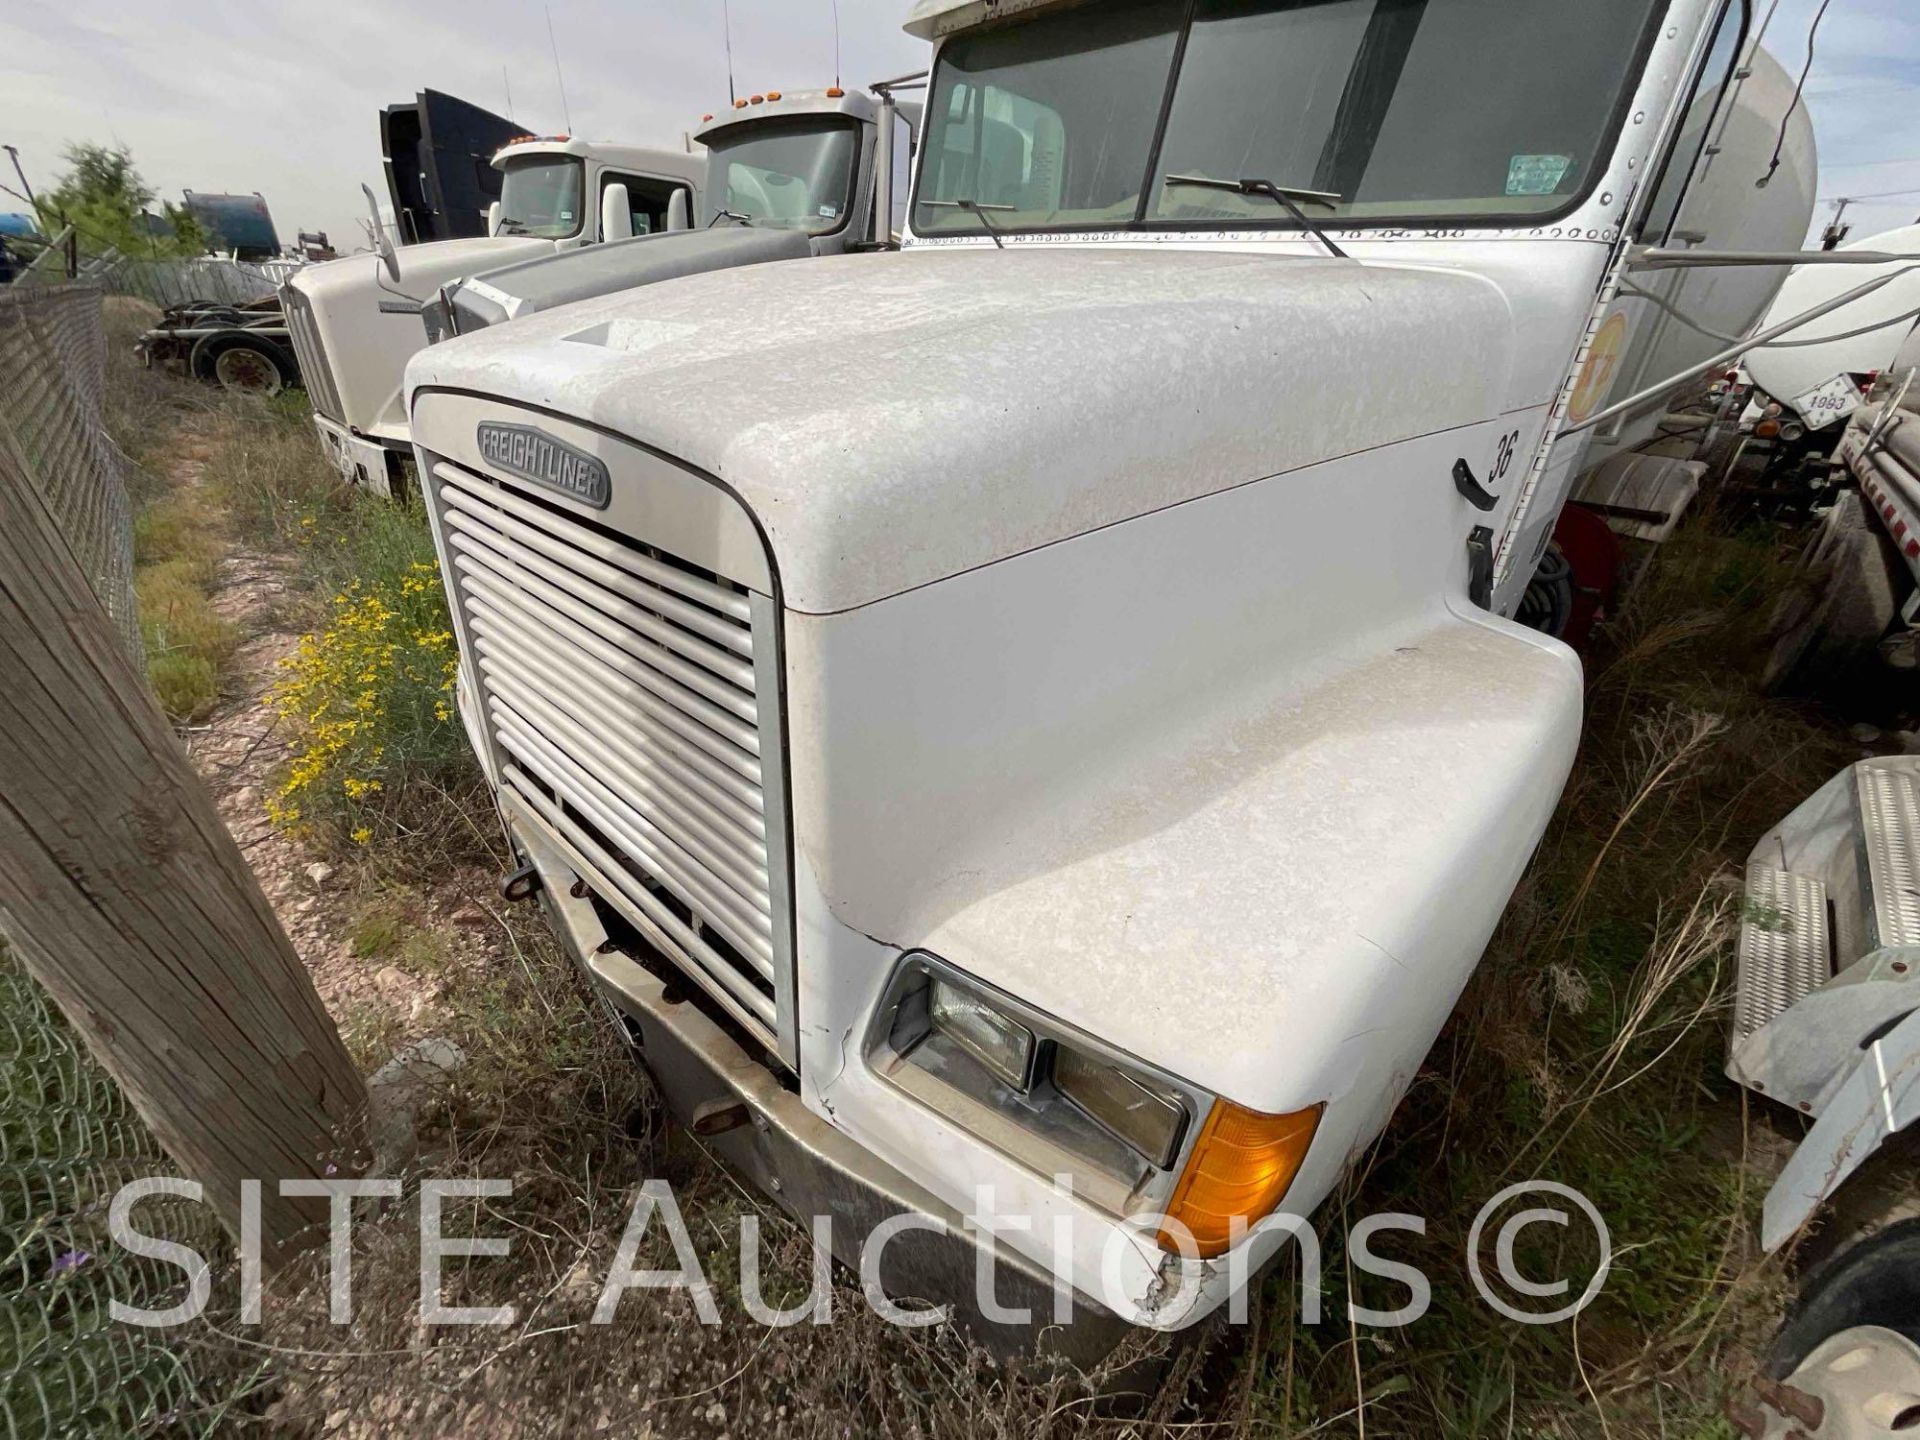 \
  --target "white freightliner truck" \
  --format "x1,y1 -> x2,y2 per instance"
284,133 -> 706,496
403,0 -> 1829,1348
425,86 -> 921,339
287,89 -> 917,499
